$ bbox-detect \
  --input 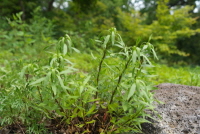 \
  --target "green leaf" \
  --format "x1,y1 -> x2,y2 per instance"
127,83 -> 136,101
30,77 -> 46,86
108,103 -> 118,112
122,101 -> 129,111
86,120 -> 96,124
95,40 -> 102,43
141,54 -> 151,64
70,108 -> 78,118
91,52 -> 97,60
75,124 -> 84,128
86,104 -> 96,116
66,35 -> 72,53
119,40 -> 125,48
136,47 -> 141,61
16,31 -> 24,36
59,37 -> 65,53
51,69 -> 56,82
87,98 -> 100,102
50,57 -> 57,67
63,43 -> 67,55
142,45 -> 148,50
72,47 -> 80,53
64,59 -> 73,65
20,65 -> 28,78
132,50 -> 137,64
148,34 -> 152,42
16,12 -> 23,21
59,68 -> 77,75
51,85 -> 57,95
79,86 -> 84,95
103,35 -> 110,48
83,75 -> 91,85
113,43 -> 123,48
151,48 -> 158,60
57,75 -> 67,89
78,109 -> 84,118
111,31 -> 115,46
79,76 -> 91,94
55,109 -> 66,116
67,95 -> 79,99
104,62 -> 116,73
